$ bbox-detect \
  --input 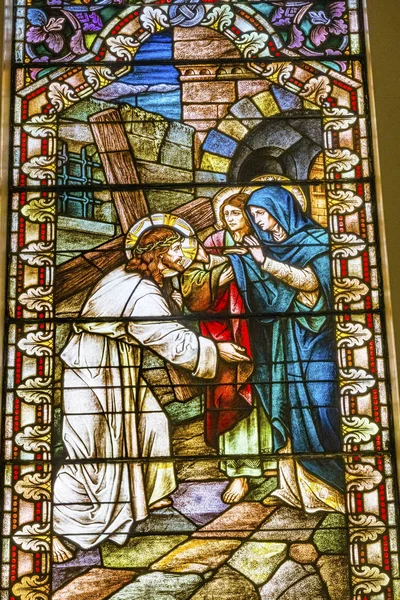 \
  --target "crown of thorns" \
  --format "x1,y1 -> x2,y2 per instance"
131,231 -> 181,257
